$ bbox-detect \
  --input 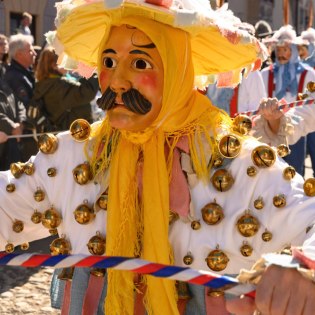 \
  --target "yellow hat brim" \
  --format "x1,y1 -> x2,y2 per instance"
55,1 -> 265,86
